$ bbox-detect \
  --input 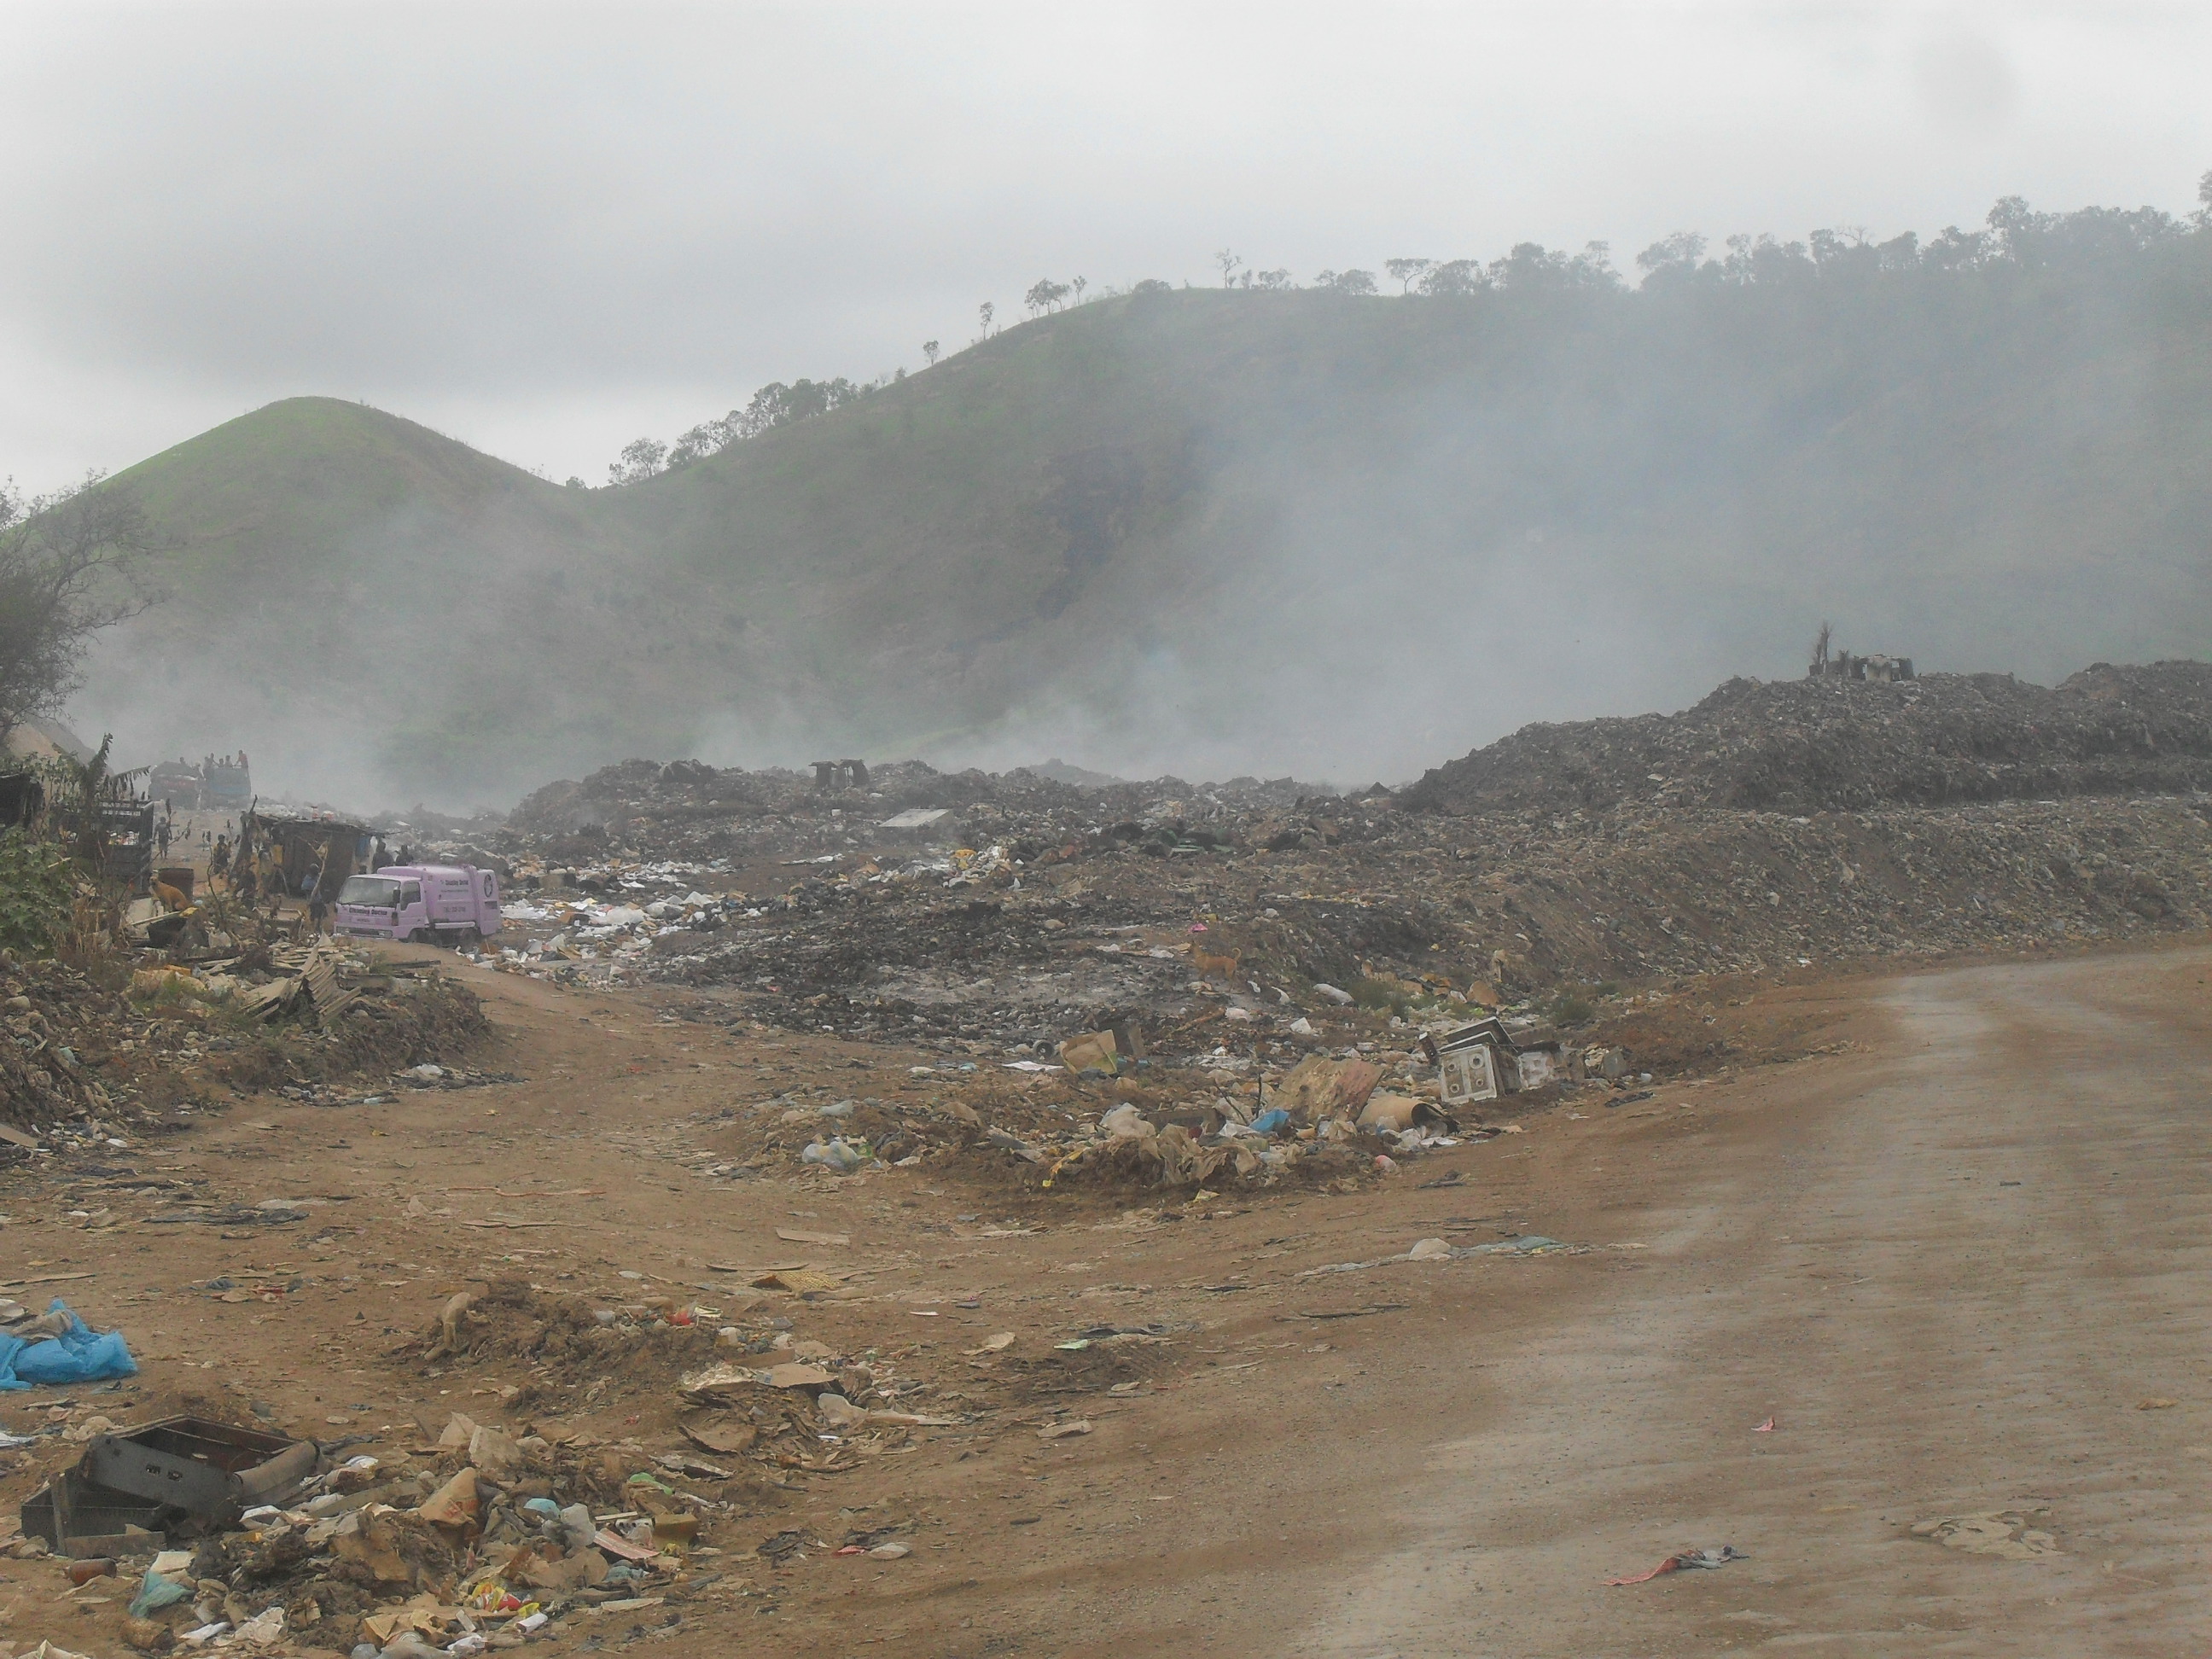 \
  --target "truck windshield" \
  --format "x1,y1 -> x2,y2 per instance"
336,876 -> 403,907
